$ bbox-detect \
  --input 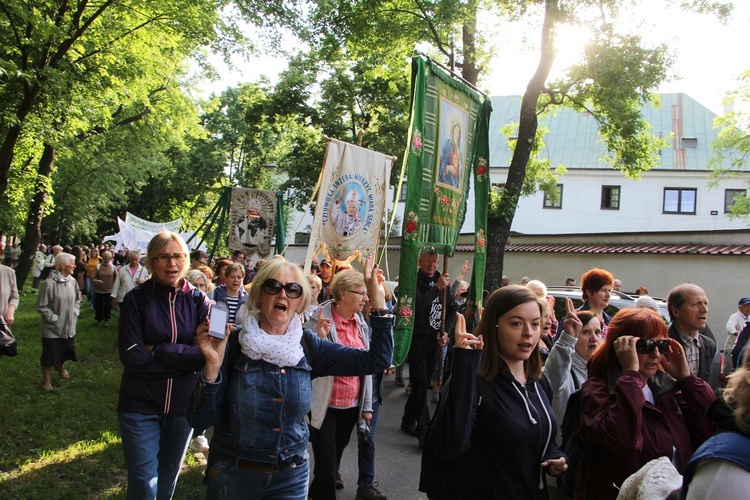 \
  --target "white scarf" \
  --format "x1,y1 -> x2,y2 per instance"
239,313 -> 305,367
